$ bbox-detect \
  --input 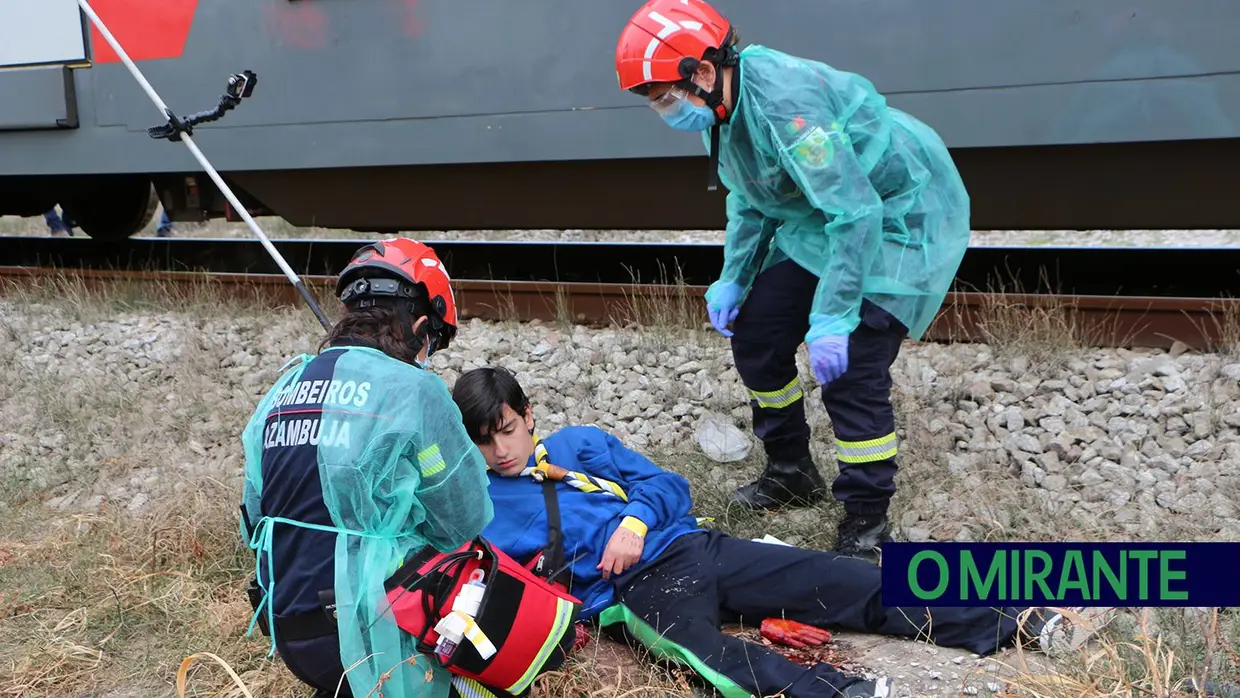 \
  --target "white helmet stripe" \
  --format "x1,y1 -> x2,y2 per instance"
641,11 -> 707,83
